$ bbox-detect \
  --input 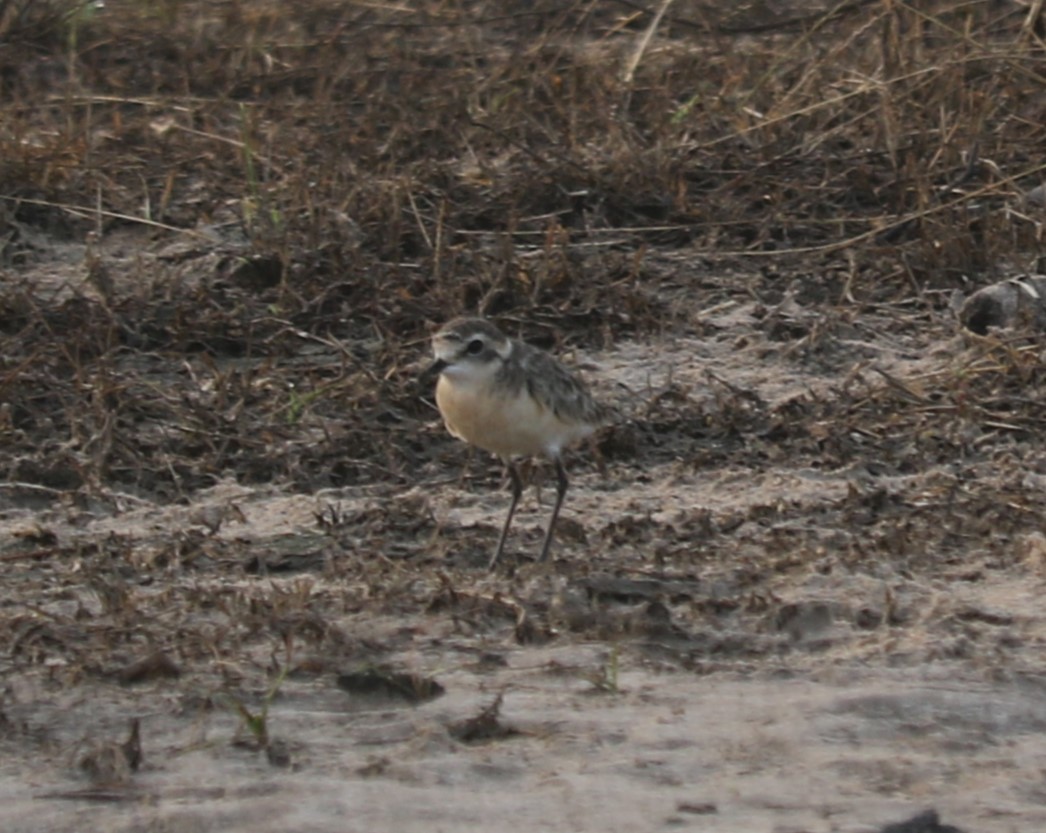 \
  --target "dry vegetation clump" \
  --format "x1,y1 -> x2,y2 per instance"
0,0 -> 1043,497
